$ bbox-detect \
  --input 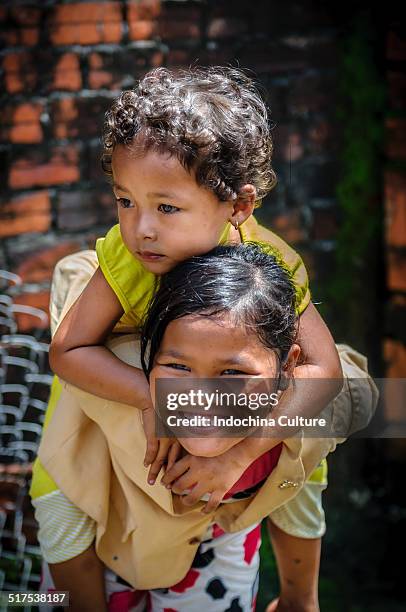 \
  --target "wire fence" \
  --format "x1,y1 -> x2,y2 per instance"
0,269 -> 51,608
